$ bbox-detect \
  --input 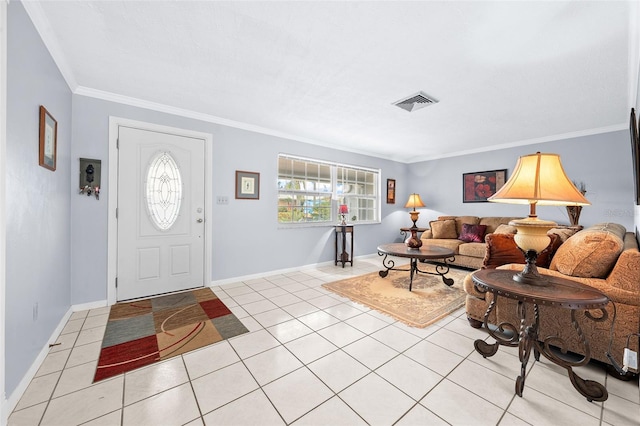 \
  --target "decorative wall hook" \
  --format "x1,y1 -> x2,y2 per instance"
79,158 -> 101,200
